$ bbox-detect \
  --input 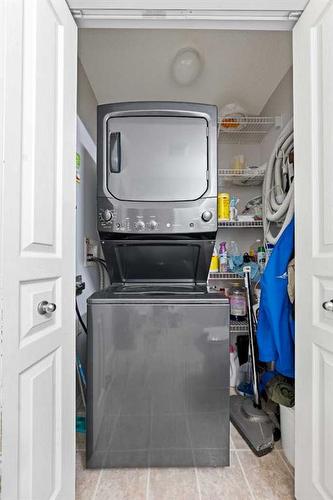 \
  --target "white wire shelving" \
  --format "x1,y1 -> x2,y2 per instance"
208,272 -> 244,280
218,220 -> 263,228
230,319 -> 249,334
218,168 -> 265,186
218,115 -> 281,144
